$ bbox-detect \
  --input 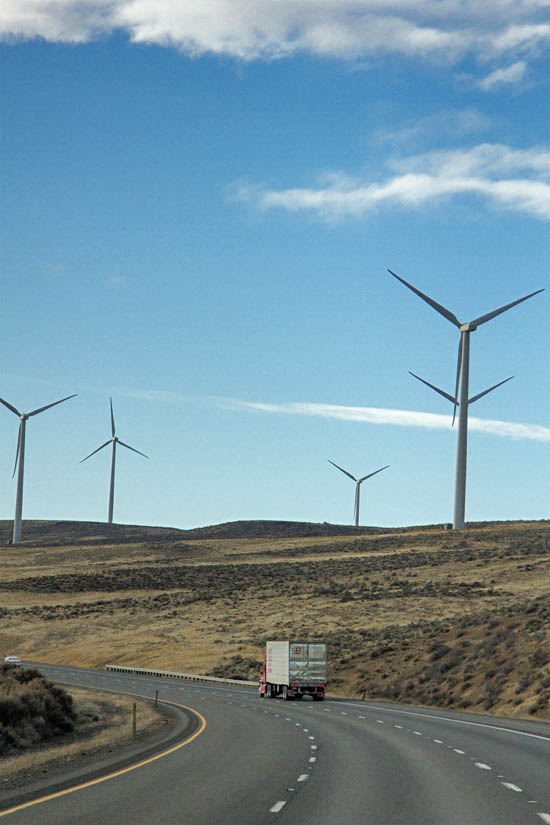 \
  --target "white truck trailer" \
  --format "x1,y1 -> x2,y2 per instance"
259,641 -> 327,701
